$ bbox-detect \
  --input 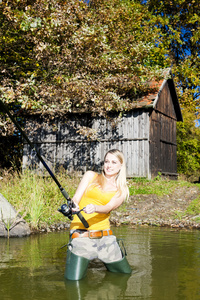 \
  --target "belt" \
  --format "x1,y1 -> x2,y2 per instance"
71,229 -> 113,239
